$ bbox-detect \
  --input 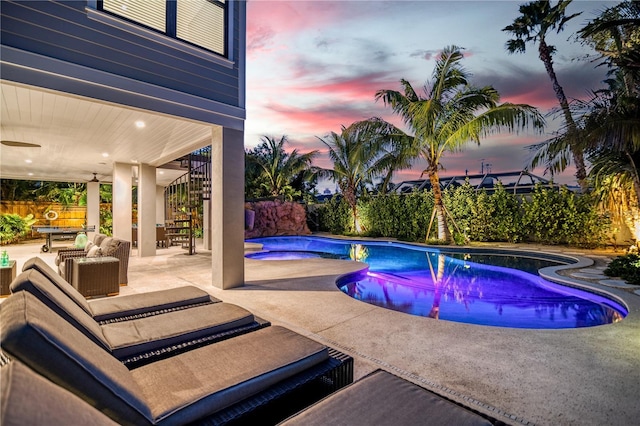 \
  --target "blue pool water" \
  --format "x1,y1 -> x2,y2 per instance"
246,236 -> 627,329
